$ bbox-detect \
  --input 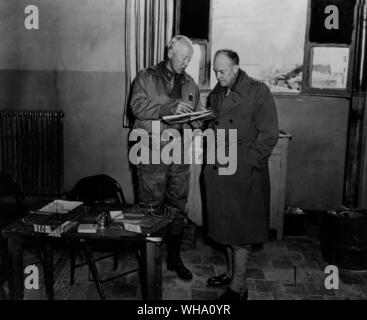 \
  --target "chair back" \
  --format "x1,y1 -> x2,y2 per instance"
0,172 -> 26,227
68,174 -> 126,206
